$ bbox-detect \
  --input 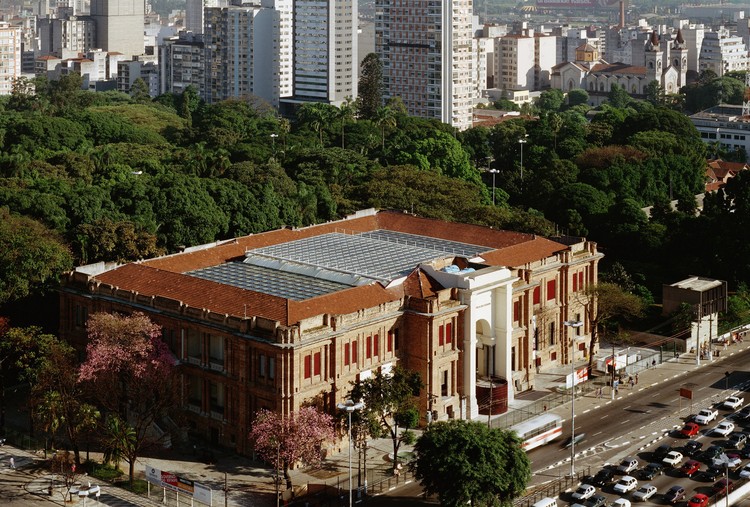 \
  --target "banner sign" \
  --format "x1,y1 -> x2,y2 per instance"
680,388 -> 693,400
145,465 -> 212,505
566,366 -> 589,388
